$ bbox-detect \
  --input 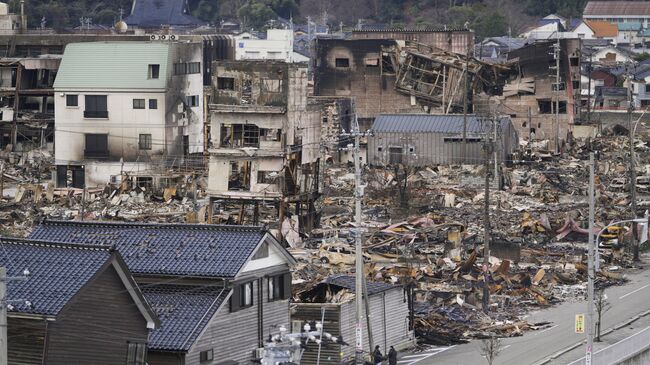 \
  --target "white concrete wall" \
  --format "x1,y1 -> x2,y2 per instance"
84,161 -> 154,187
54,91 -> 167,164
235,29 -> 294,62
